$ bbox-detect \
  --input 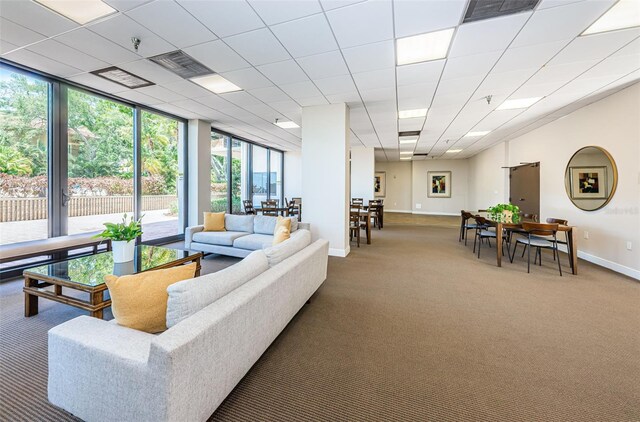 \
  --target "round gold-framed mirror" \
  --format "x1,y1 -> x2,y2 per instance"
564,146 -> 618,211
